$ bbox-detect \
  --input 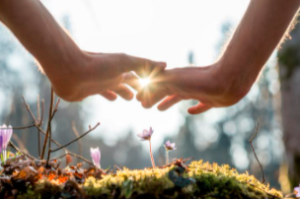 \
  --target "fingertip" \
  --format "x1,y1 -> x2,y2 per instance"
157,62 -> 167,68
157,104 -> 166,111
124,93 -> 134,101
136,92 -> 142,101
187,104 -> 211,115
102,95 -> 117,101
141,100 -> 152,109
129,92 -> 134,100
100,90 -> 118,101
187,108 -> 196,115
